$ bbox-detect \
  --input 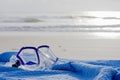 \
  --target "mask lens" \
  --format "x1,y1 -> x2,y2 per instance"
38,46 -> 58,63
17,47 -> 40,70
38,45 -> 58,70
